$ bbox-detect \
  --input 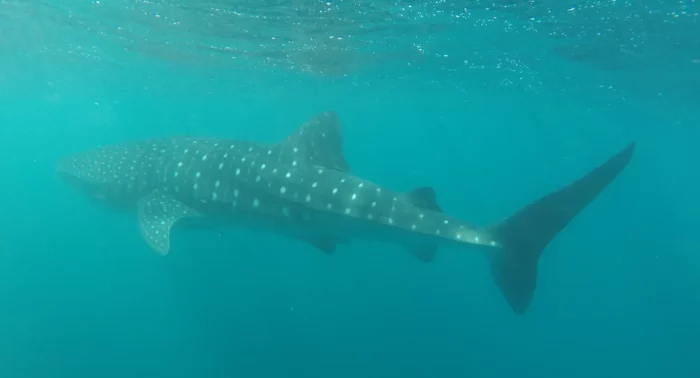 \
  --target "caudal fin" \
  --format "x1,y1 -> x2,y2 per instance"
488,143 -> 636,315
